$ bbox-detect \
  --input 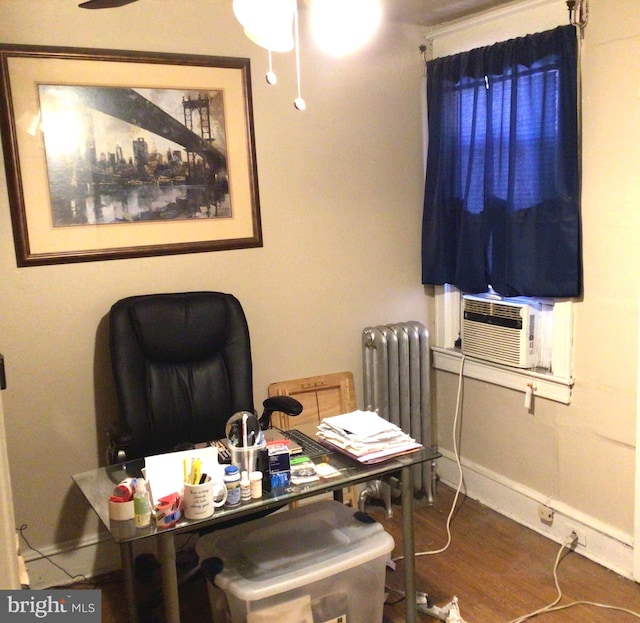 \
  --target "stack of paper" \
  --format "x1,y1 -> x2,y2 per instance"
317,410 -> 423,464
